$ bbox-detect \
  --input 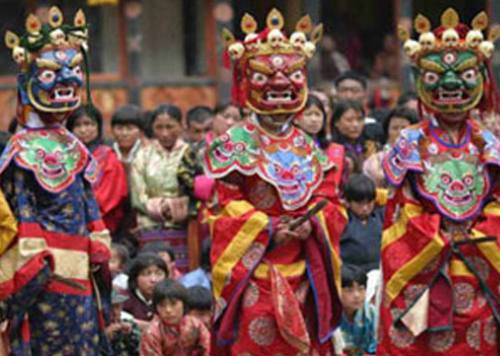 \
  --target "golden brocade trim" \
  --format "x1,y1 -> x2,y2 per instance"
0,237 -> 91,284
254,260 -> 306,279
317,209 -> 342,292
224,200 -> 254,218
382,203 -> 423,249
449,258 -> 473,277
51,248 -> 89,280
470,201 -> 500,274
471,230 -> 500,275
212,207 -> 269,299
385,233 -> 445,303
0,237 -> 47,283
89,230 -> 111,249
0,191 -> 17,256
